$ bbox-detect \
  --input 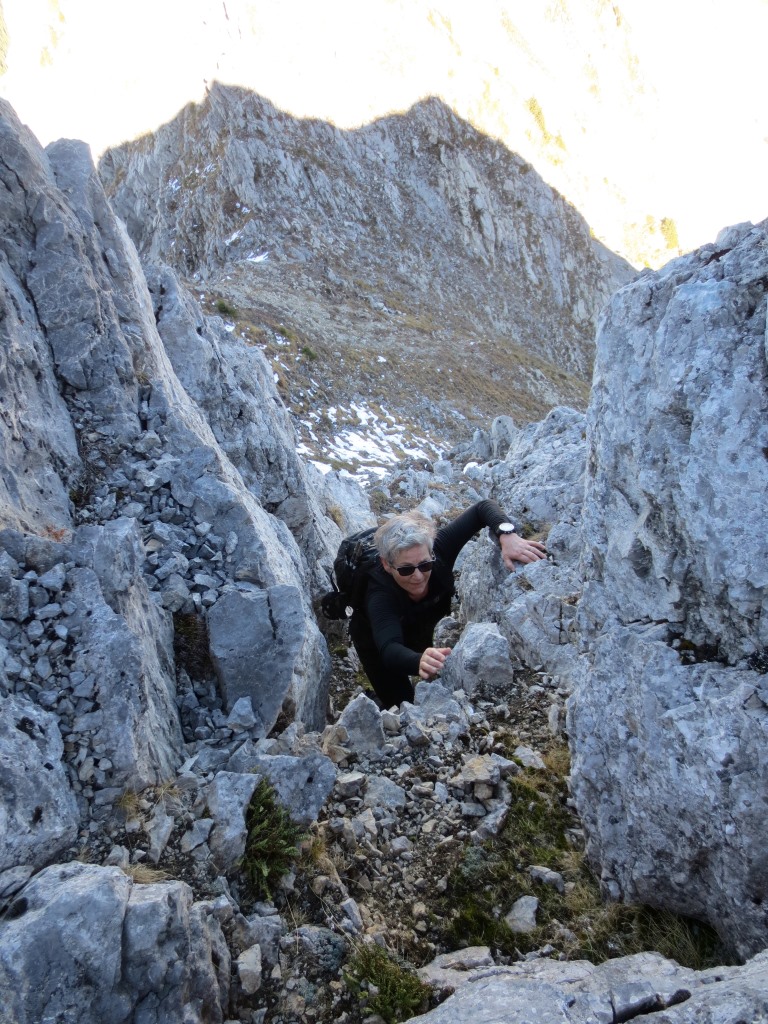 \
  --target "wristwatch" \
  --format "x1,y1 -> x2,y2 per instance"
495,522 -> 516,536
